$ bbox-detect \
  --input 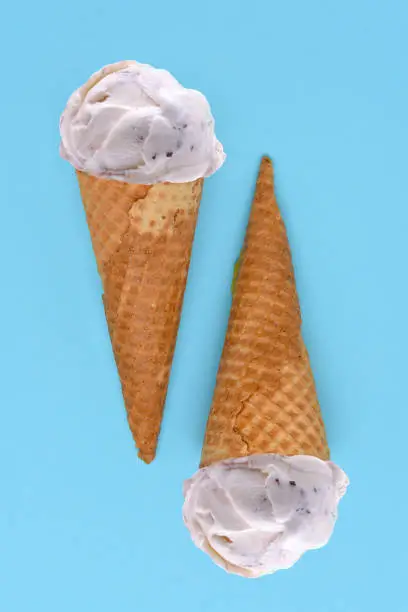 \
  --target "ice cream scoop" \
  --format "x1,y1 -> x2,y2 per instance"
60,61 -> 225,184
184,454 -> 348,577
